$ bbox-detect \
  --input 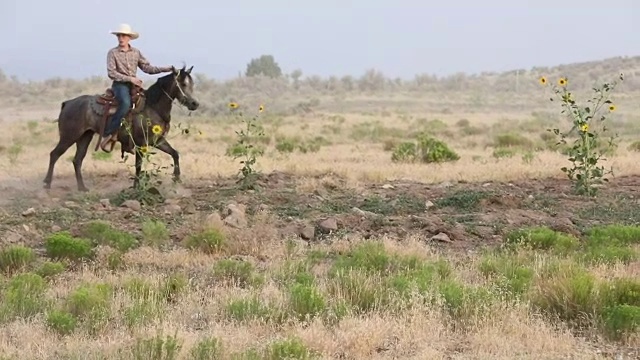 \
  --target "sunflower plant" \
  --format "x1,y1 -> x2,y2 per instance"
226,102 -> 266,190
117,114 -> 199,205
540,74 -> 623,197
